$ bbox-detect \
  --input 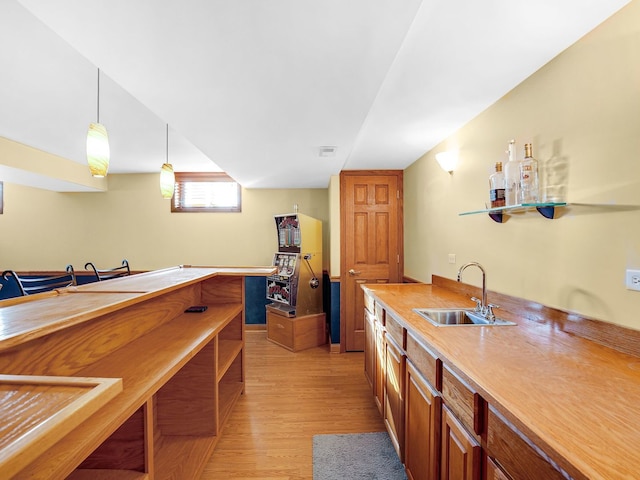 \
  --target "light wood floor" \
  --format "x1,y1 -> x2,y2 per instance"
200,330 -> 385,479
